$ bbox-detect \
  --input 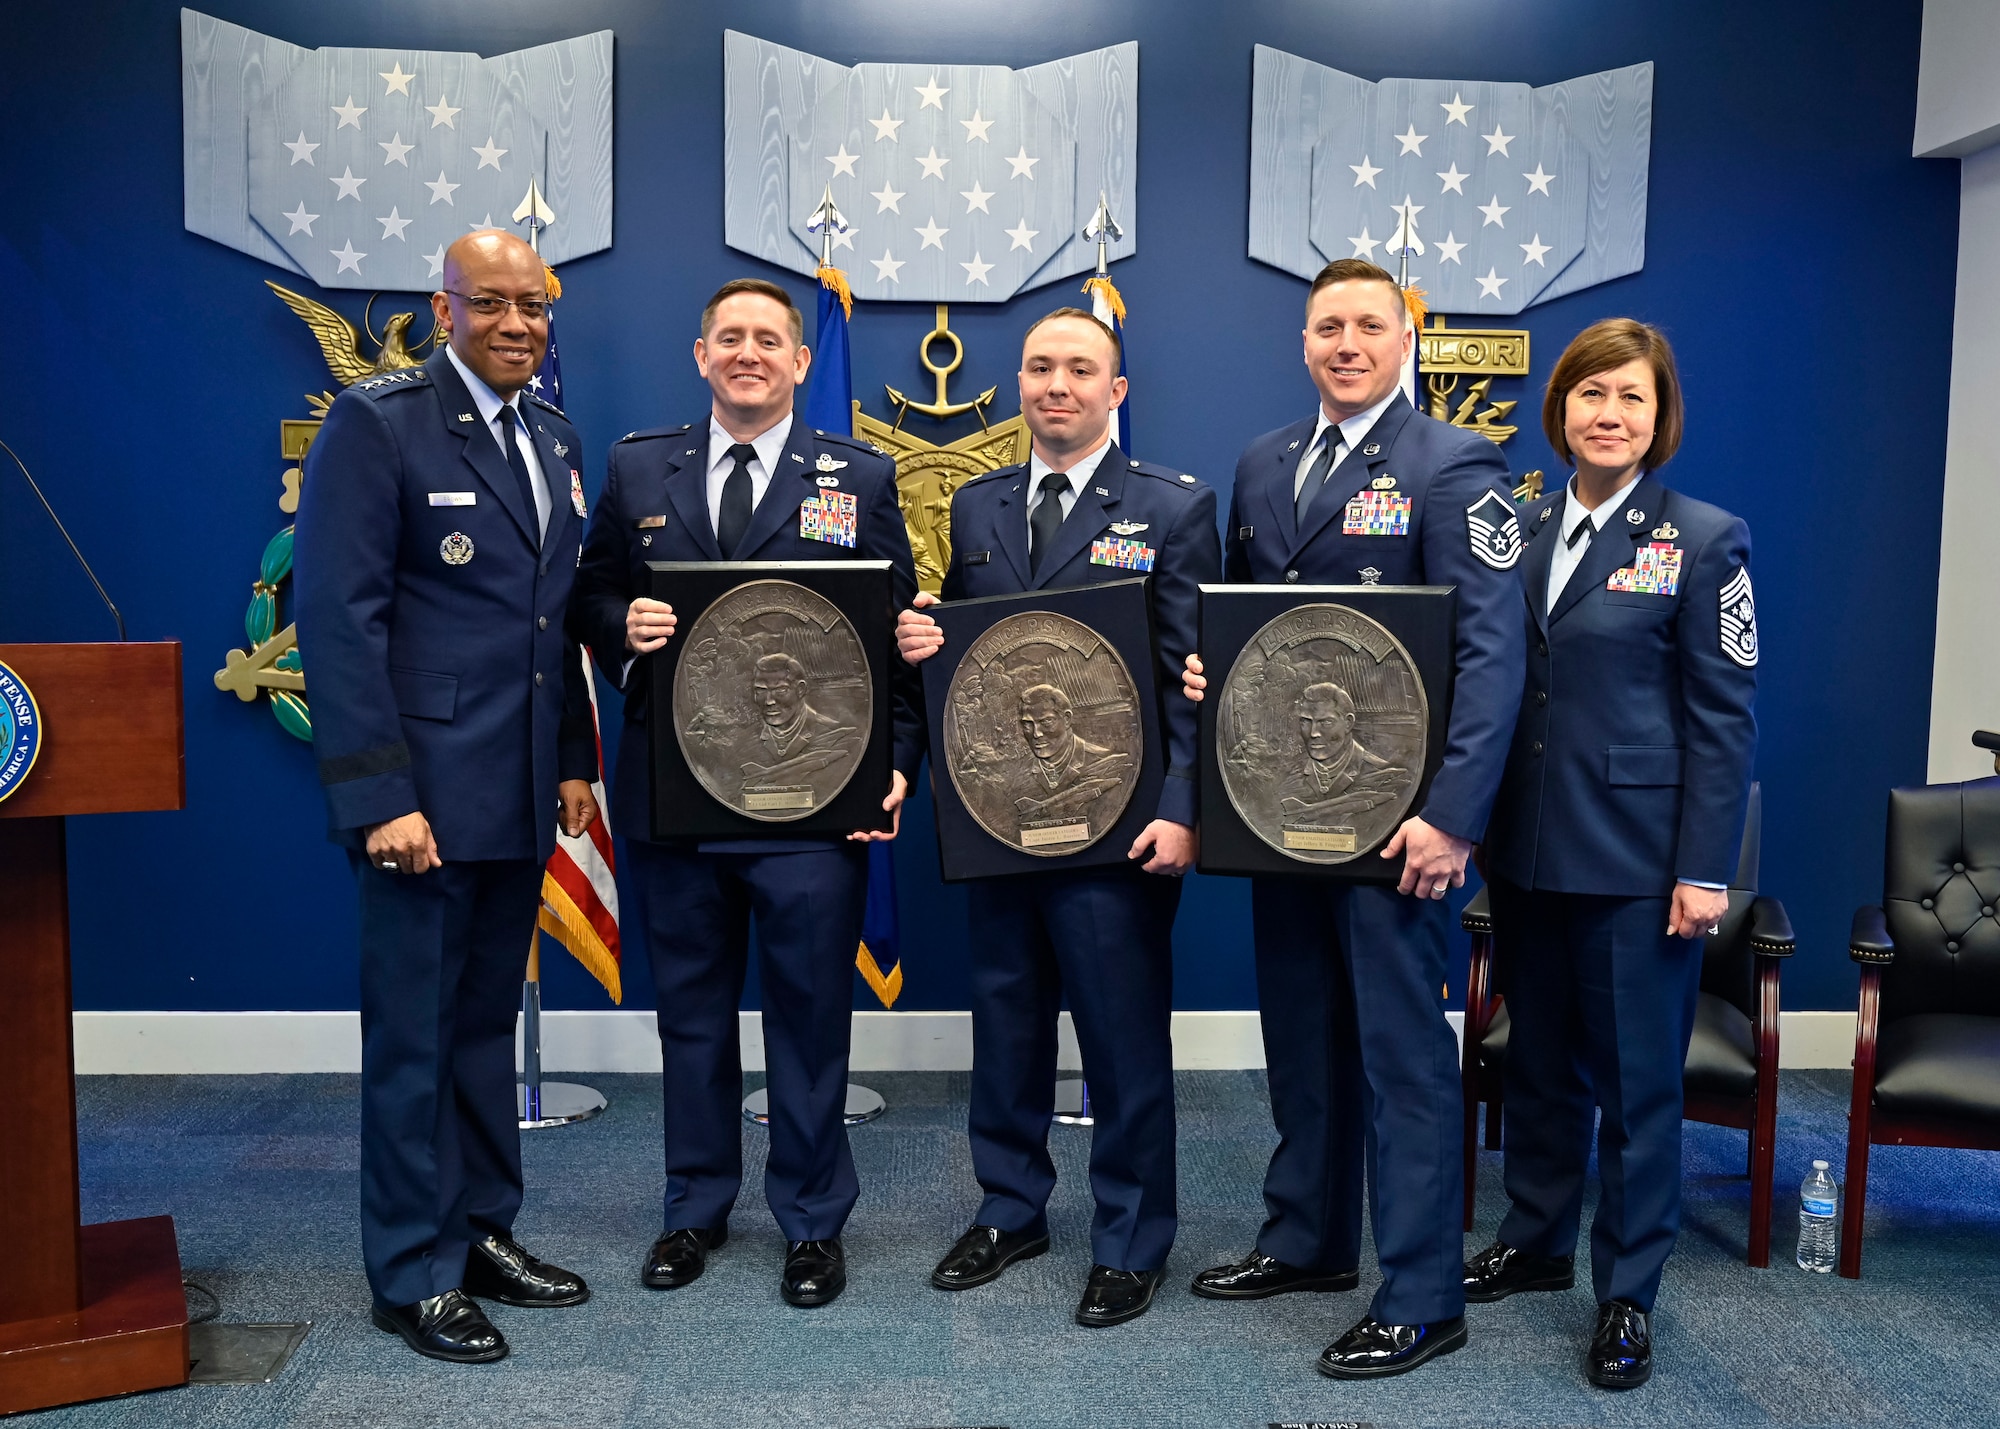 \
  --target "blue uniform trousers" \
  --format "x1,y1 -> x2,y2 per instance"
628,839 -> 868,1241
966,866 -> 1180,1273
353,855 -> 539,1308
1489,879 -> 1704,1311
1251,877 -> 1465,1325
